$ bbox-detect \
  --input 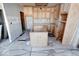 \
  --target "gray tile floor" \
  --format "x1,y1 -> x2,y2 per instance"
0,32 -> 79,56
